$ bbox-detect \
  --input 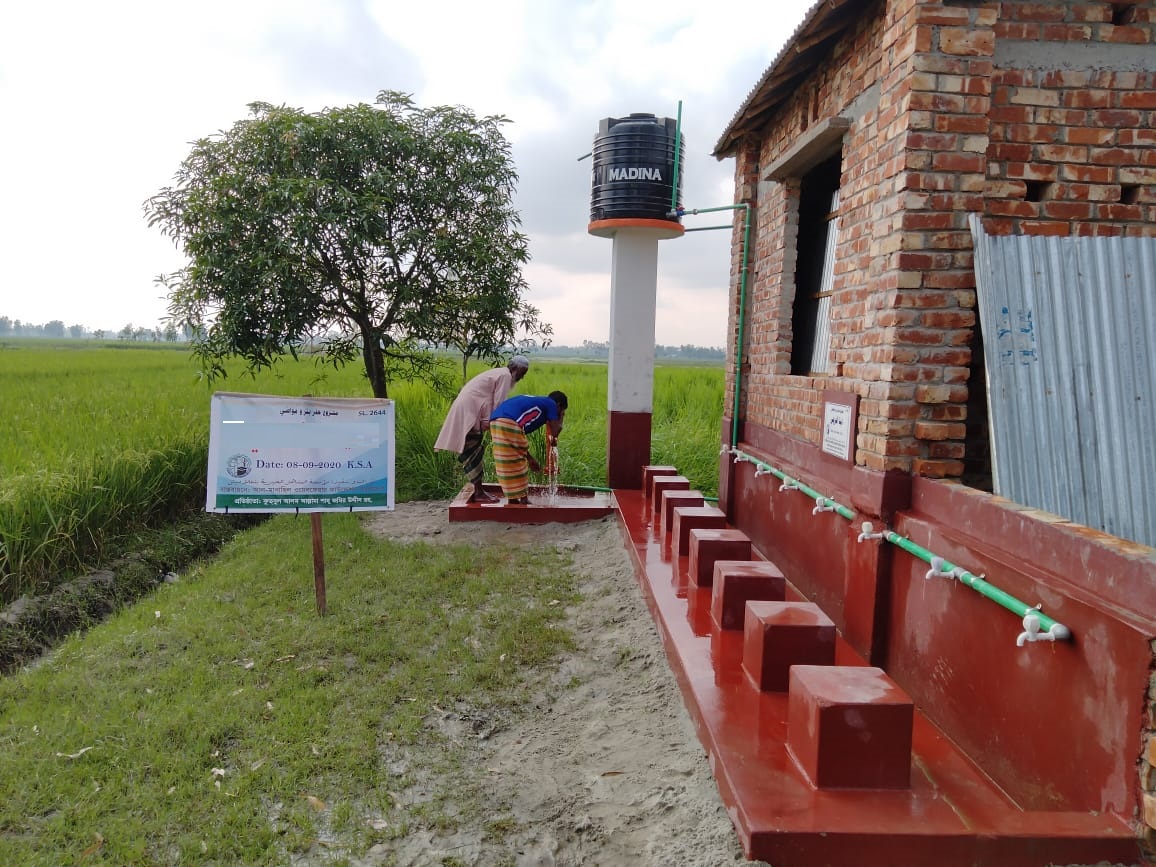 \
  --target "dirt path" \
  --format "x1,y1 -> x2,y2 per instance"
358,501 -> 766,867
